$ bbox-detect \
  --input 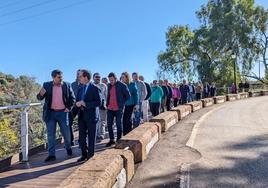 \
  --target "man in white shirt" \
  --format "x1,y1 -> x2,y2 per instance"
93,73 -> 108,141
